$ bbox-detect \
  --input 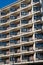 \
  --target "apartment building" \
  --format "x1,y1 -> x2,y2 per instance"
0,0 -> 43,65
